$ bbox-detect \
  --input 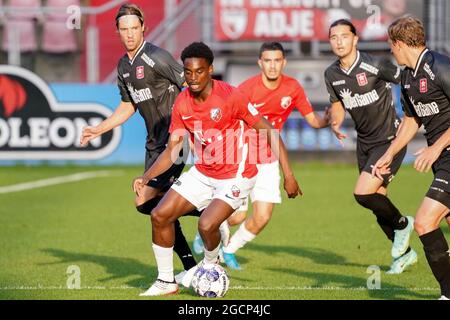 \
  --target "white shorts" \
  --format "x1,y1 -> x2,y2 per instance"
237,161 -> 281,212
171,166 -> 257,211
